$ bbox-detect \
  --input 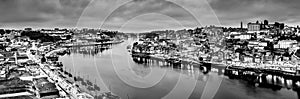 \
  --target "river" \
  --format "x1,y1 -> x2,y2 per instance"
59,39 -> 299,99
